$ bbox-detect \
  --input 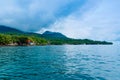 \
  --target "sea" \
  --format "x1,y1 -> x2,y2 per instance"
0,42 -> 120,80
